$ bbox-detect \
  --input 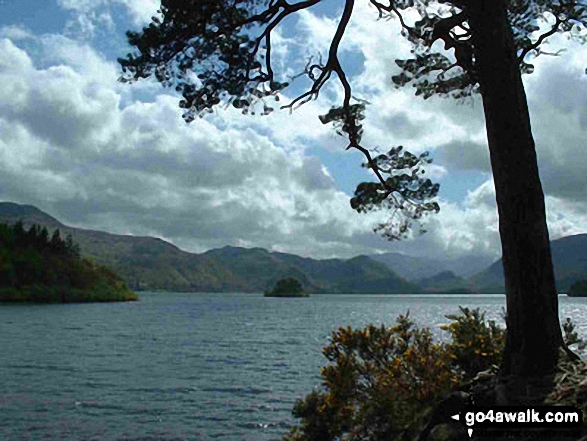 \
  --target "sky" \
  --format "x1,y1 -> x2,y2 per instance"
0,0 -> 586,262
